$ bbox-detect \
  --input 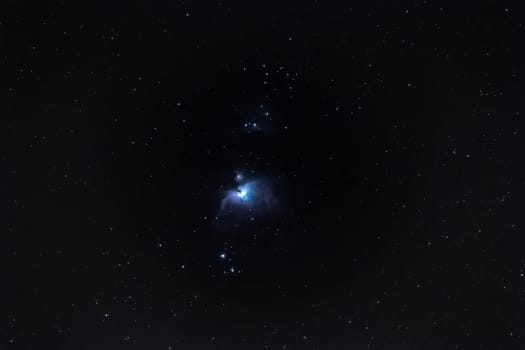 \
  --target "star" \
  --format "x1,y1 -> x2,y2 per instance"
235,172 -> 244,182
